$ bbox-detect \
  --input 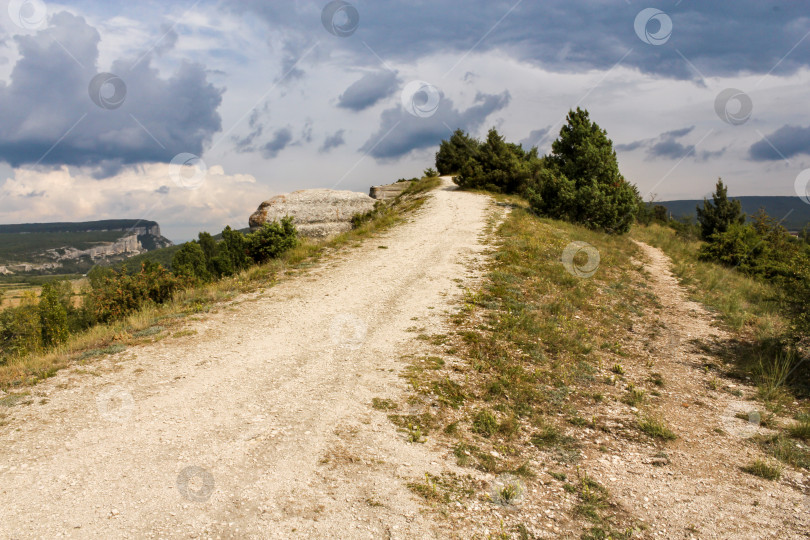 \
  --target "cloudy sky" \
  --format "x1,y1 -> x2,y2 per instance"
0,0 -> 808,240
